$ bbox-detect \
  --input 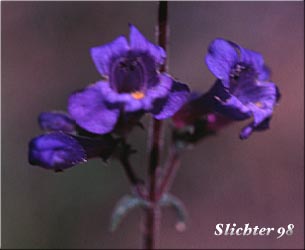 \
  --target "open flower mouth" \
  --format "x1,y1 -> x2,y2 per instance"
229,62 -> 257,93
229,63 -> 248,80
110,54 -> 148,94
